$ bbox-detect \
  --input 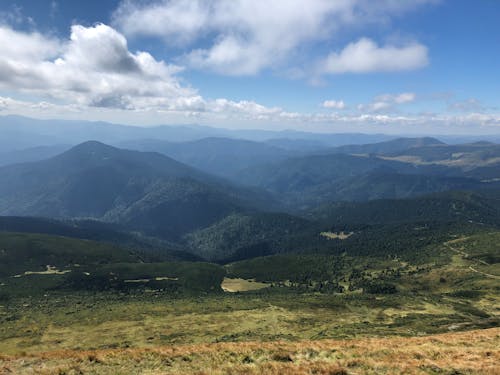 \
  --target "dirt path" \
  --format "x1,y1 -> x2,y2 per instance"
443,237 -> 499,278
469,266 -> 500,280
